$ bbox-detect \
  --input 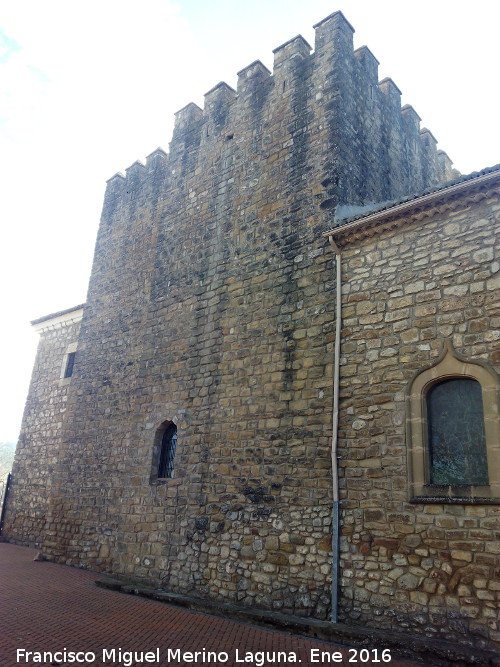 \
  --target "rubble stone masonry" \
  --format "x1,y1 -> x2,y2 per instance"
333,185 -> 500,647
4,10 -> 498,652
6,307 -> 83,545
